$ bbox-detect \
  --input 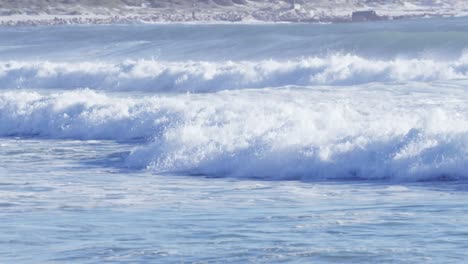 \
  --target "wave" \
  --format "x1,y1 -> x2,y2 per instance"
0,89 -> 180,141
1,88 -> 467,181
2,53 -> 468,92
